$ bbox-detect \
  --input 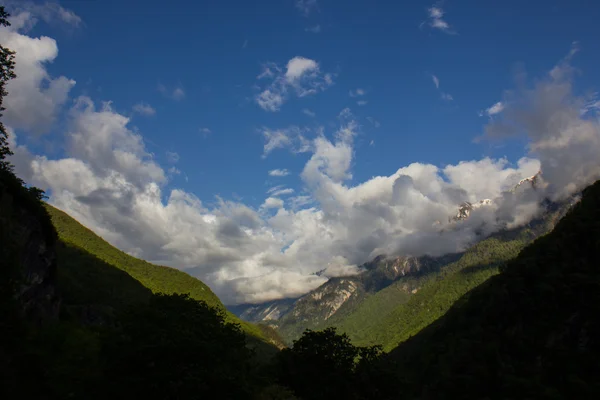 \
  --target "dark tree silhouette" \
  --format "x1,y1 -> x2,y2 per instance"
102,293 -> 254,399
0,6 -> 16,170
275,327 -> 383,400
